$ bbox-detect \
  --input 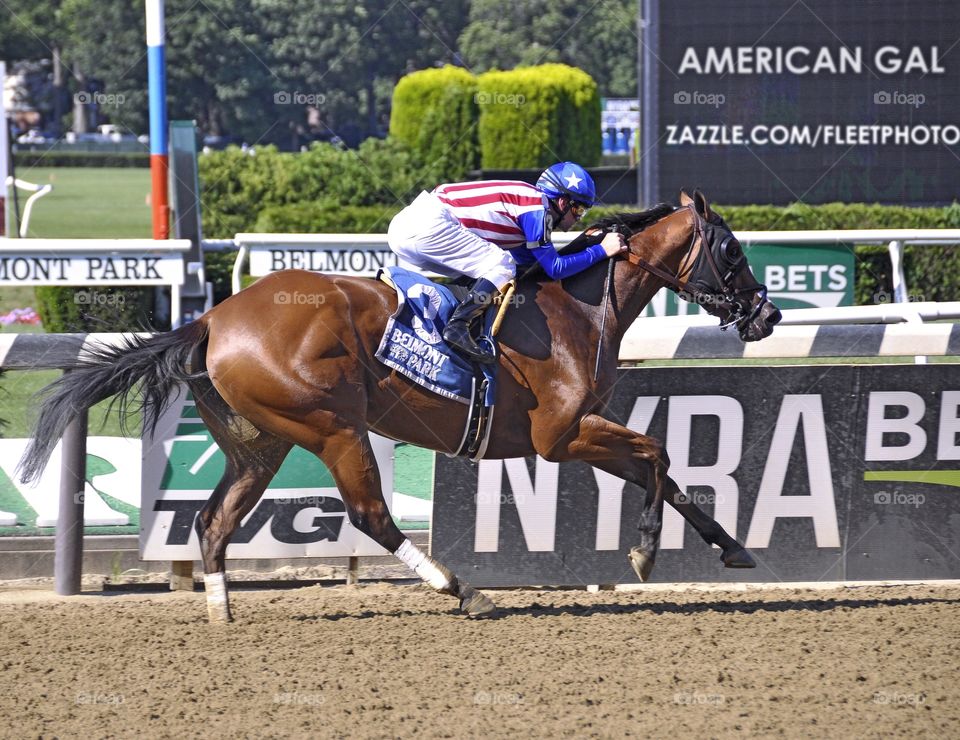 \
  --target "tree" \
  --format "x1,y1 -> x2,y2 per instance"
0,0 -> 66,62
5,0 -> 471,147
458,0 -> 638,97
262,0 -> 468,147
